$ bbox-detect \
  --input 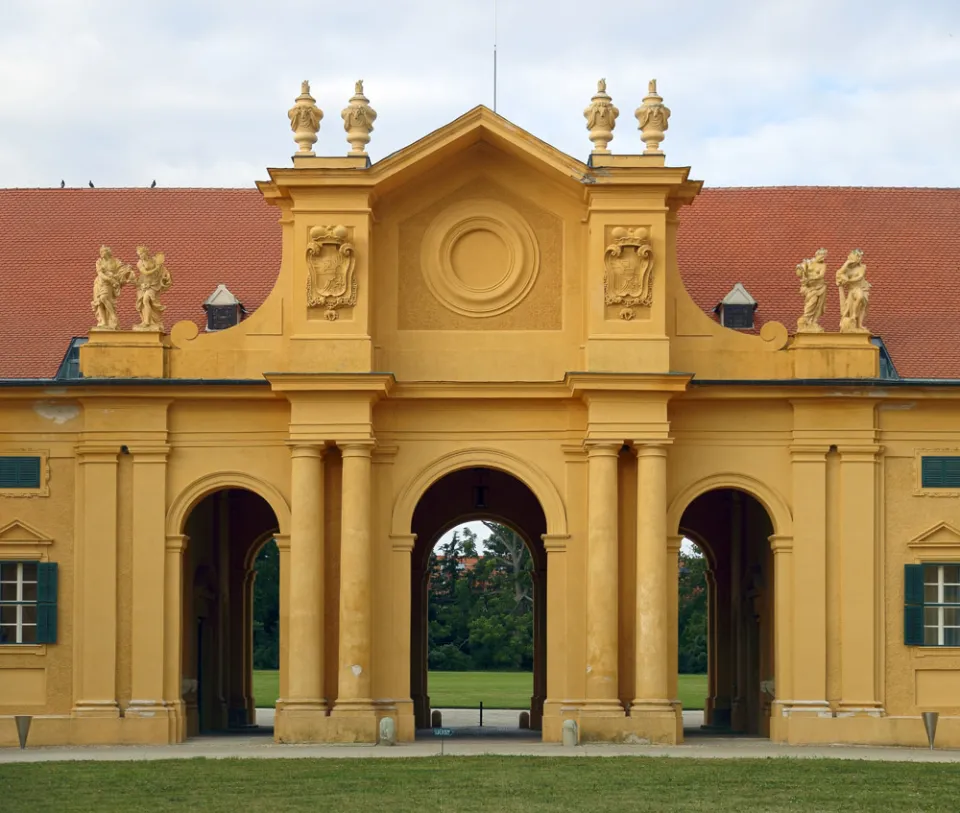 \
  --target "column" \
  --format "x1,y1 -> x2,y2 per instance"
583,442 -> 622,713
242,569 -> 257,724
667,535 -> 683,741
633,444 -> 672,711
769,536 -> 793,718
73,446 -> 120,717
163,534 -> 188,743
702,570 -> 717,724
274,534 -> 291,707
284,445 -> 327,711
730,492 -> 746,731
838,446 -> 882,712
542,533 -> 568,727
789,446 -> 829,711
129,446 -> 170,718
332,441 -> 376,715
